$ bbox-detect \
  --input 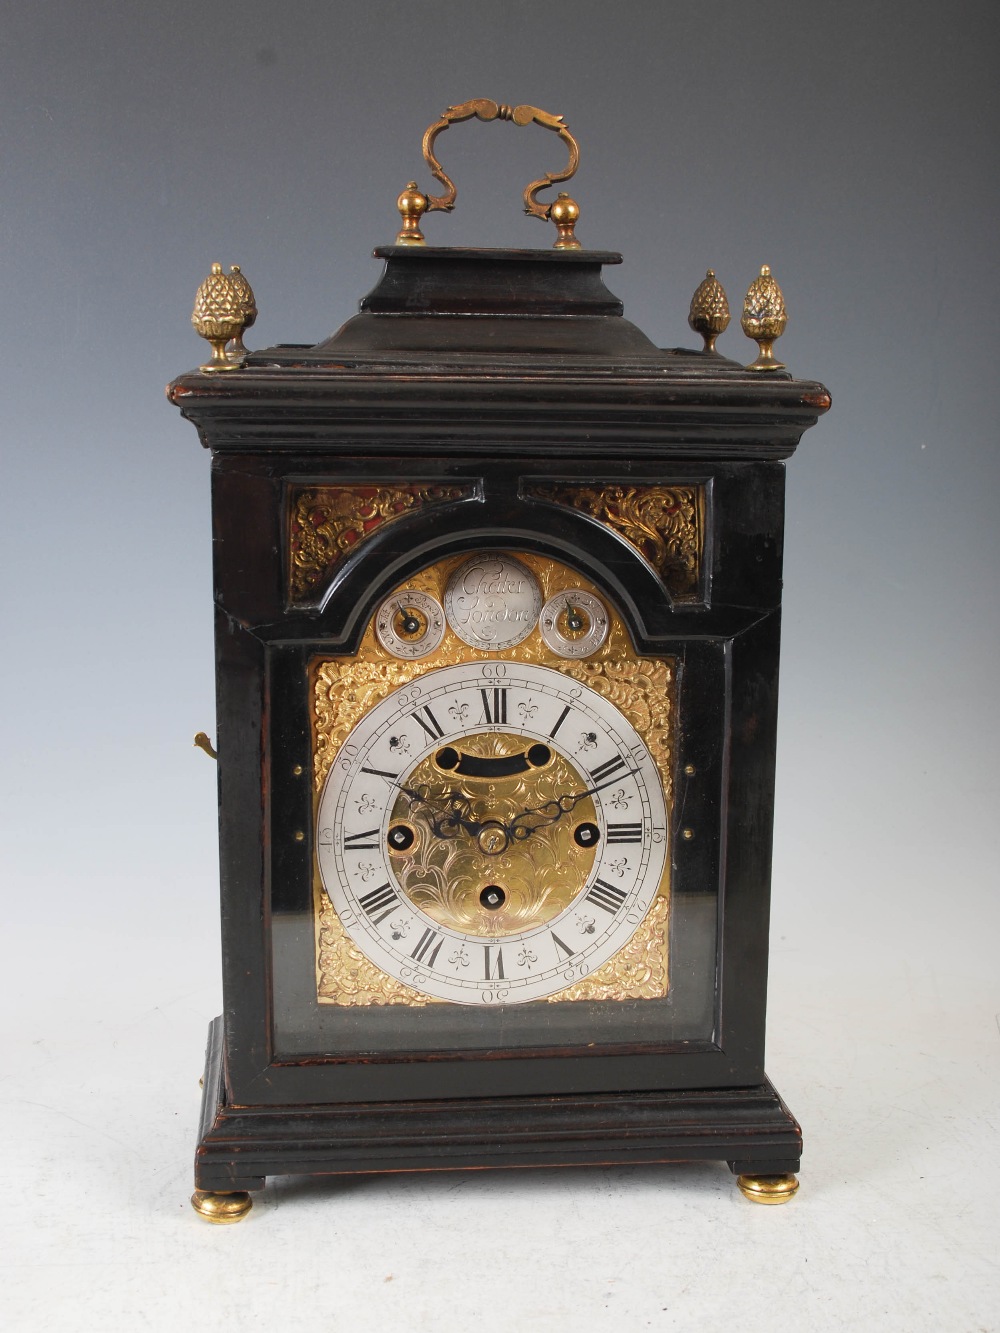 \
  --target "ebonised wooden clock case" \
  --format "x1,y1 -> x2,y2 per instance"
170,237 -> 830,1219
